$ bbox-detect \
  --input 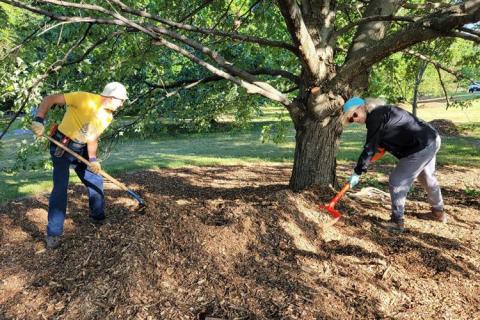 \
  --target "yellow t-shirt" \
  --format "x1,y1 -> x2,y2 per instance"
58,92 -> 113,143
